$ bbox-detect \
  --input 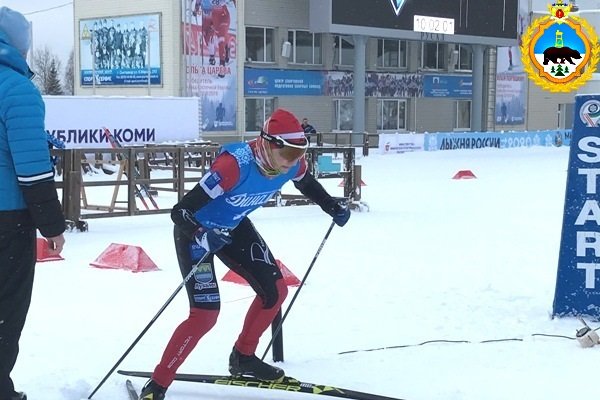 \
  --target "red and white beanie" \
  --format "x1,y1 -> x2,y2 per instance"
263,108 -> 306,144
